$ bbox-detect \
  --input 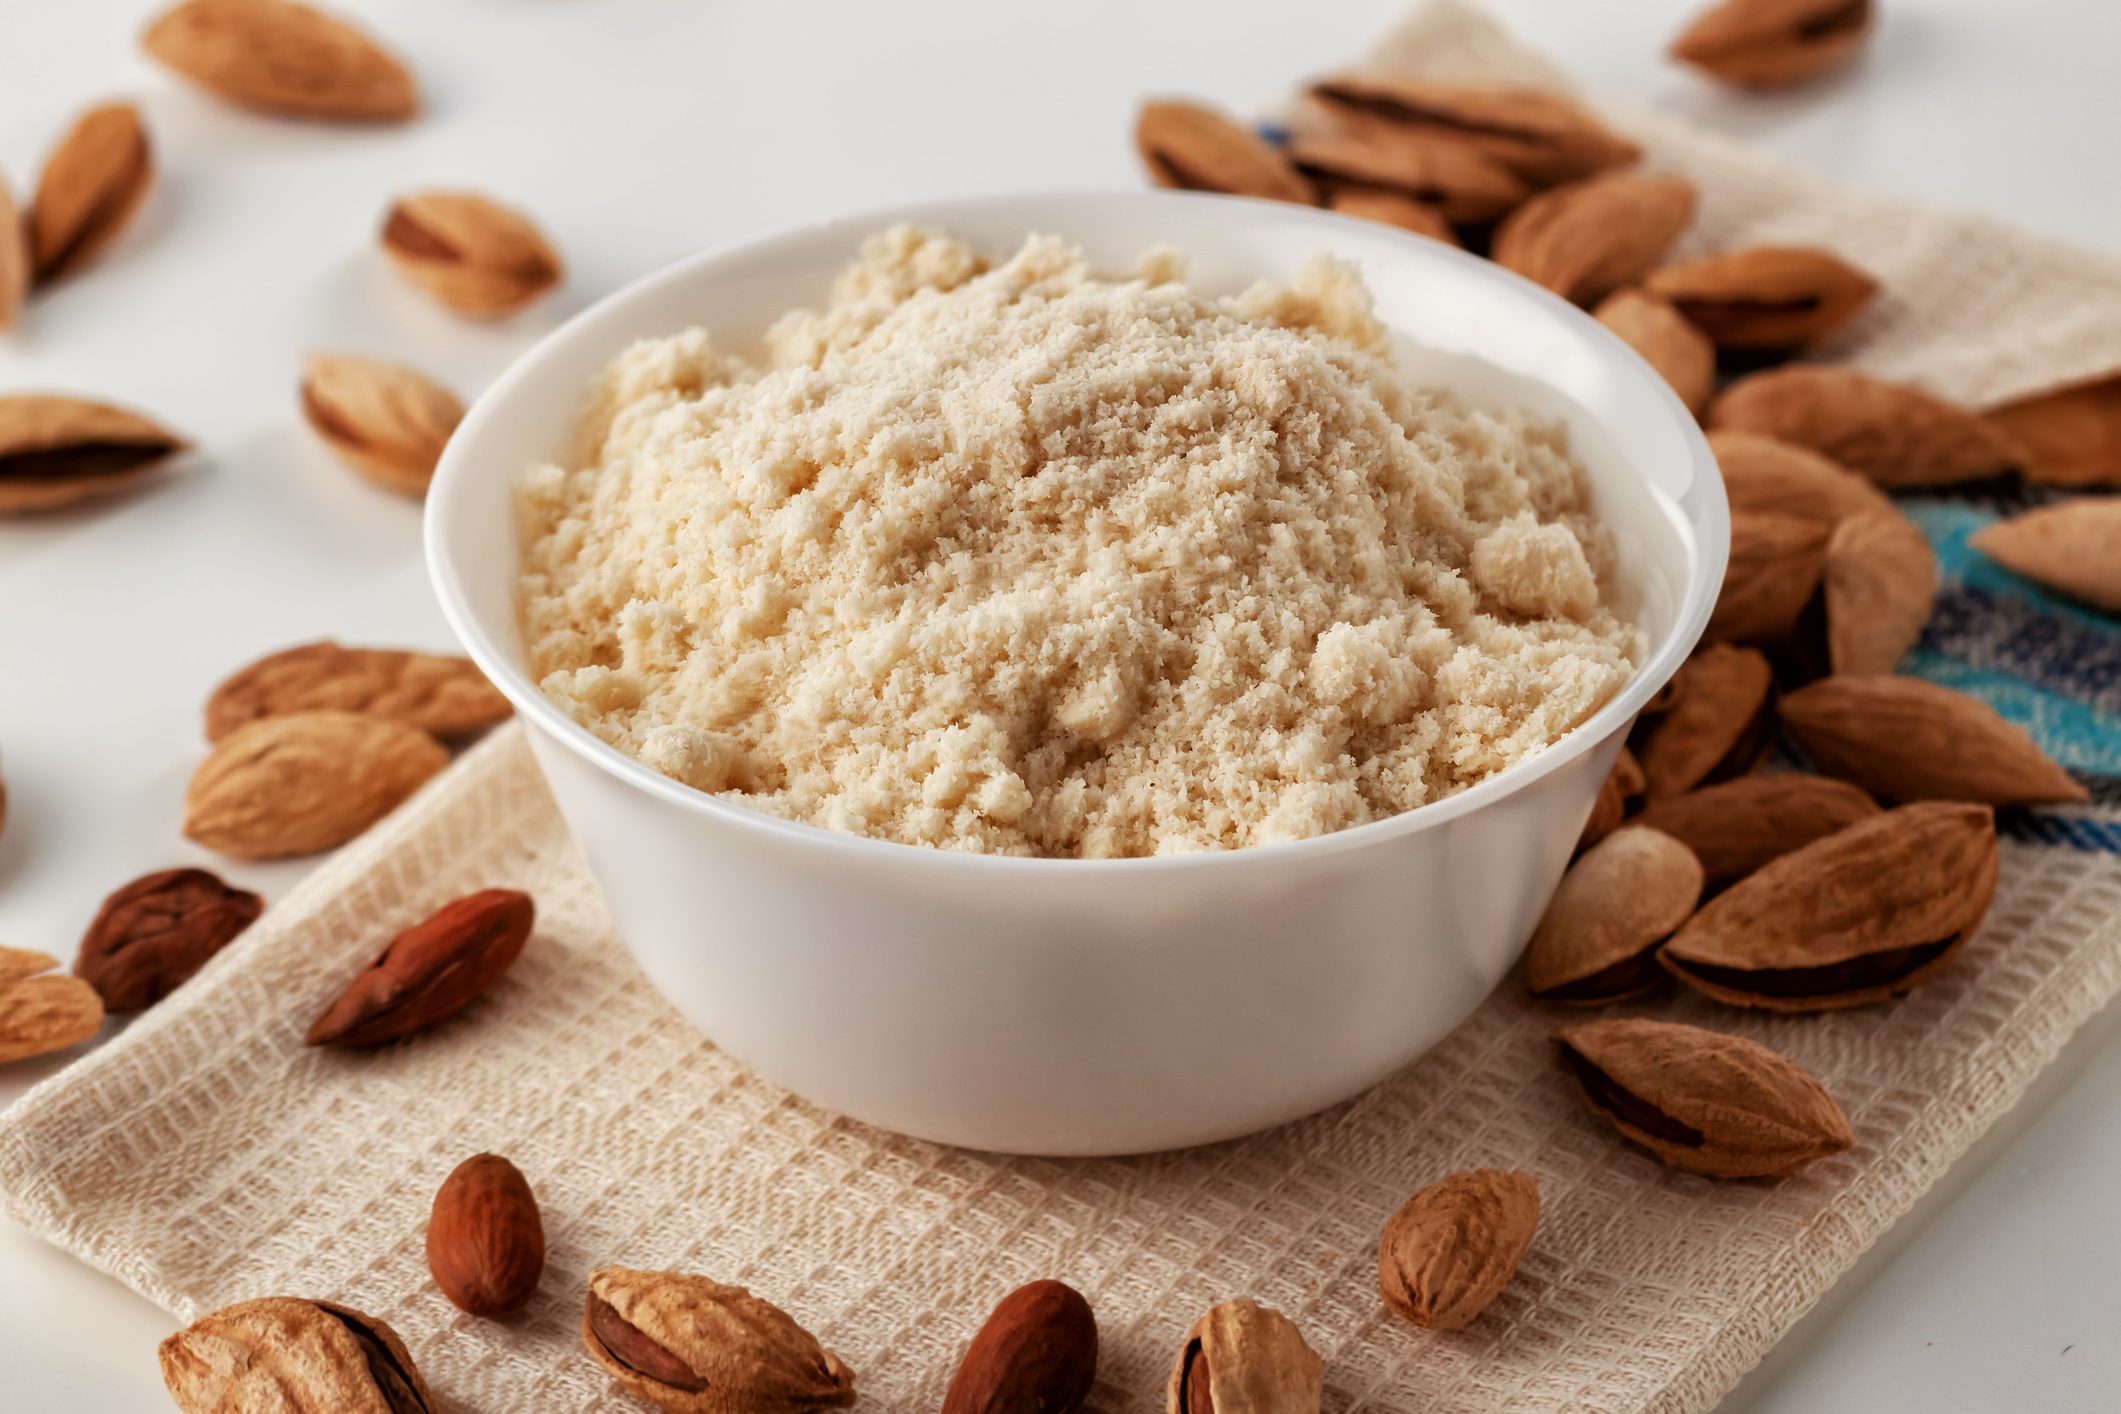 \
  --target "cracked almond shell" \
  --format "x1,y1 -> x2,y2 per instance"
1644,244 -> 1875,350
142,0 -> 418,123
160,1296 -> 434,1413
1134,101 -> 1314,206
1781,676 -> 2086,806
1986,374 -> 2121,488
1166,1298 -> 1322,1414
207,639 -> 510,742
1635,773 -> 1878,886
1708,510 -> 1829,643
1661,801 -> 1998,1009
1970,500 -> 2121,612
1595,288 -> 1715,416
1710,368 -> 2025,488
1671,0 -> 1874,90
1492,172 -> 1697,307
1285,129 -> 1524,224
1304,77 -> 1639,187
1377,1168 -> 1539,1330
1575,746 -> 1643,852
30,101 -> 153,284
1824,510 -> 1938,674
1528,826 -> 1703,1002
183,710 -> 449,859
583,1265 -> 856,1413
0,393 -> 187,513
381,190 -> 563,316
1637,643 -> 1775,799
0,963 -> 105,1065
